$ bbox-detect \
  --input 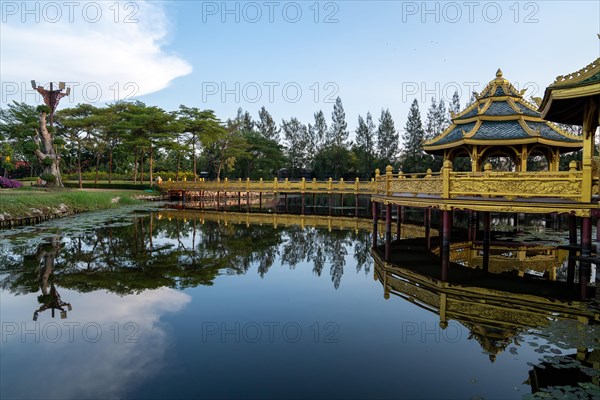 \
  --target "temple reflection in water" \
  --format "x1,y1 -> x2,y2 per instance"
1,208 -> 599,398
